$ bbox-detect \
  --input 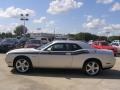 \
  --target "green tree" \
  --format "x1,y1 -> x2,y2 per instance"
14,25 -> 28,36
5,32 -> 13,38
1,32 -> 6,38
109,36 -> 120,41
67,34 -> 75,39
74,32 -> 99,41
98,36 -> 107,41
